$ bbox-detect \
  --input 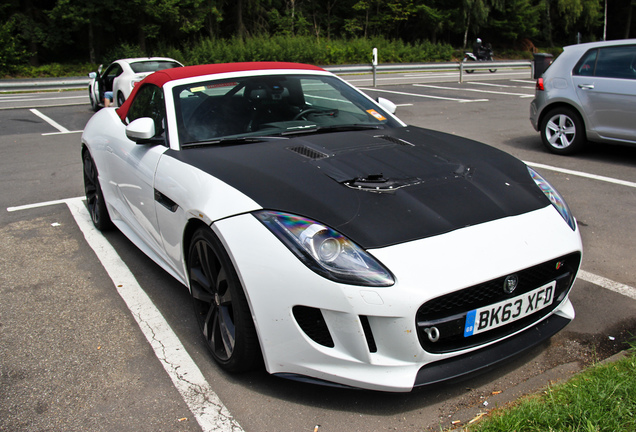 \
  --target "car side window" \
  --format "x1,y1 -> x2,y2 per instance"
595,45 -> 636,79
127,84 -> 166,141
573,49 -> 597,76
106,64 -> 123,79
